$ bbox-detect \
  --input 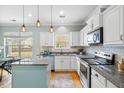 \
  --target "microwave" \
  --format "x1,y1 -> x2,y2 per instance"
87,27 -> 103,45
